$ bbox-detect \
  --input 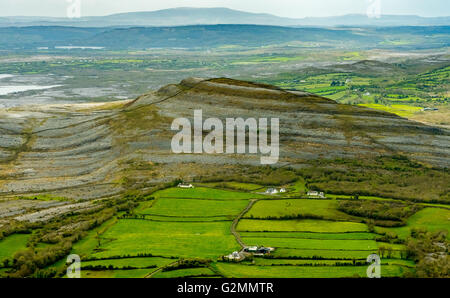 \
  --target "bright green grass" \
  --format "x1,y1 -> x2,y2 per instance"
253,259 -> 357,266
0,234 -> 30,262
376,242 -> 406,251
240,231 -> 376,240
214,263 -> 406,278
288,178 -> 307,195
201,182 -> 264,191
152,267 -> 216,278
71,217 -> 118,257
134,199 -> 156,213
237,219 -> 368,233
81,269 -> 151,278
224,182 -> 264,191
81,257 -> 175,269
254,258 -> 413,267
153,187 -> 264,200
327,91 -> 348,100
327,194 -> 393,201
376,208 -> 450,240
245,199 -> 352,220
242,237 -> 379,251
358,103 -> 422,117
140,198 -> 248,217
272,248 -> 403,259
92,219 -> 240,259
141,215 -> 232,222
326,194 -> 450,209
382,259 -> 416,267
